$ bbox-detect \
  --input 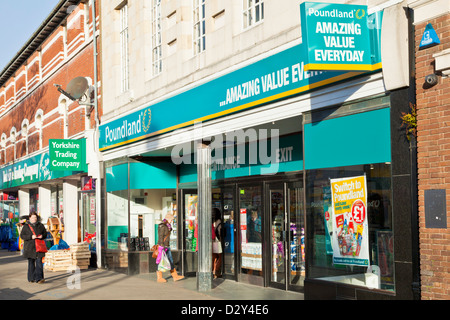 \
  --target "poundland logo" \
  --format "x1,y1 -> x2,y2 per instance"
105,115 -> 142,144
307,7 -> 365,20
